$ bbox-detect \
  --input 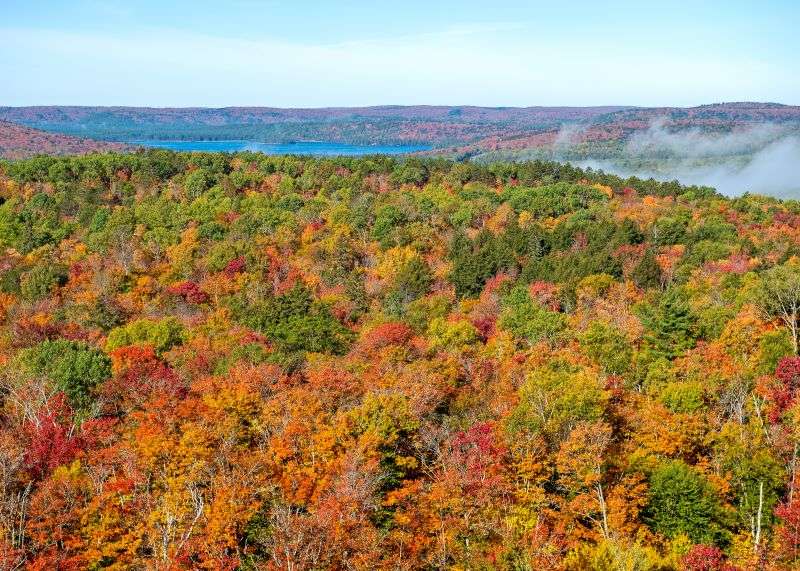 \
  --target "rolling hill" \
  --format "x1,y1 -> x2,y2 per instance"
1,104 -> 798,198
1,103 -> 798,154
0,120 -> 129,159
0,104 -> 631,149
